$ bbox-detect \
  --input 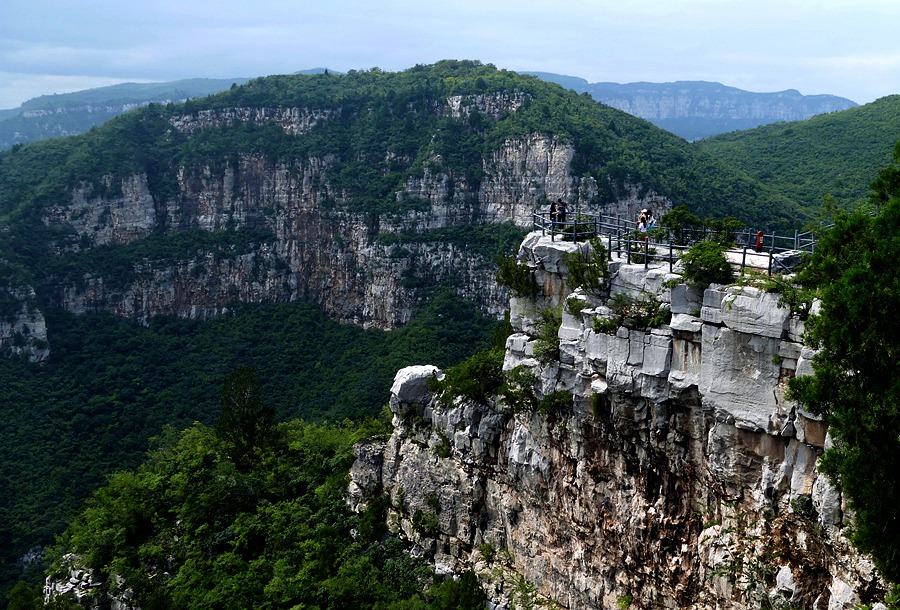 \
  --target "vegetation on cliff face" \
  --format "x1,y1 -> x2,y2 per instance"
789,141 -> 900,584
